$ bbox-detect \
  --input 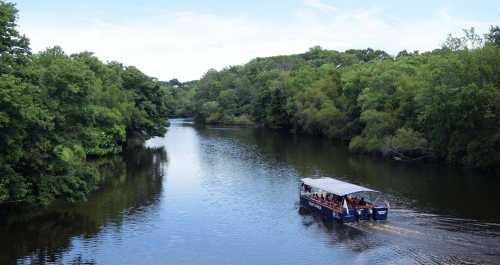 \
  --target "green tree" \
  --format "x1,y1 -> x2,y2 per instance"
0,1 -> 30,75
0,1 -> 172,205
486,25 -> 500,46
